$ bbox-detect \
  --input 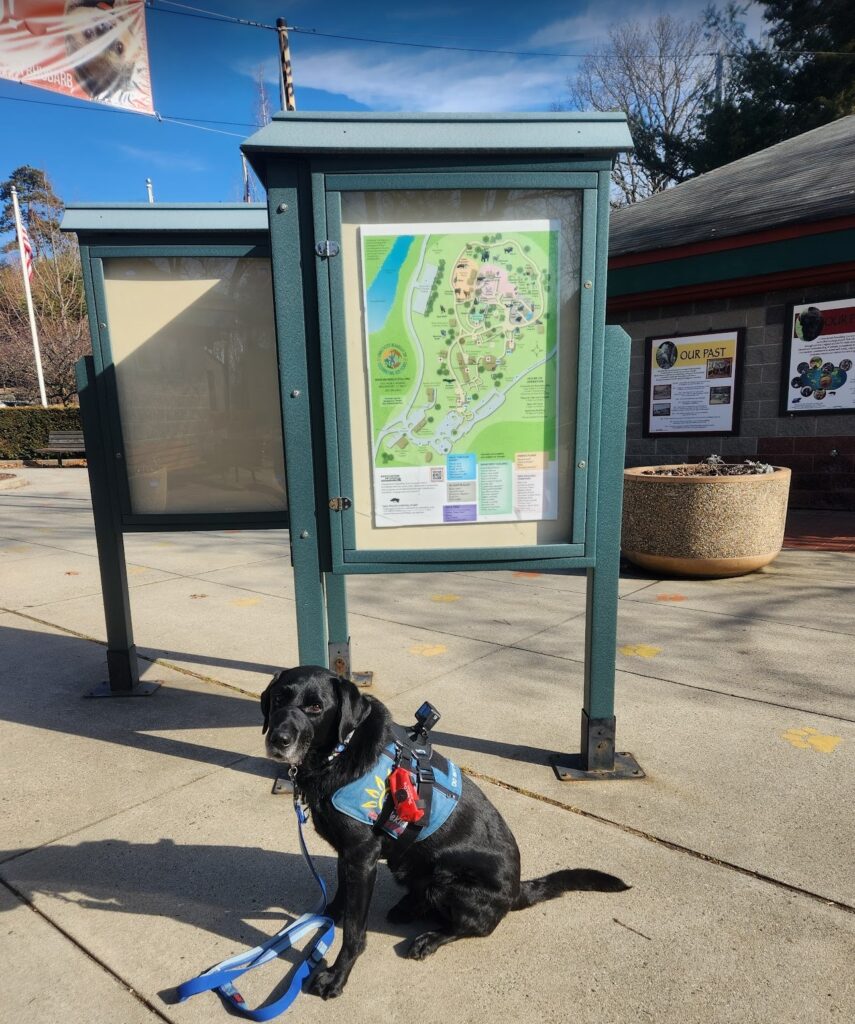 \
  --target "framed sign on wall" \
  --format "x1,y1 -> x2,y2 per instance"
782,298 -> 855,415
643,328 -> 744,437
